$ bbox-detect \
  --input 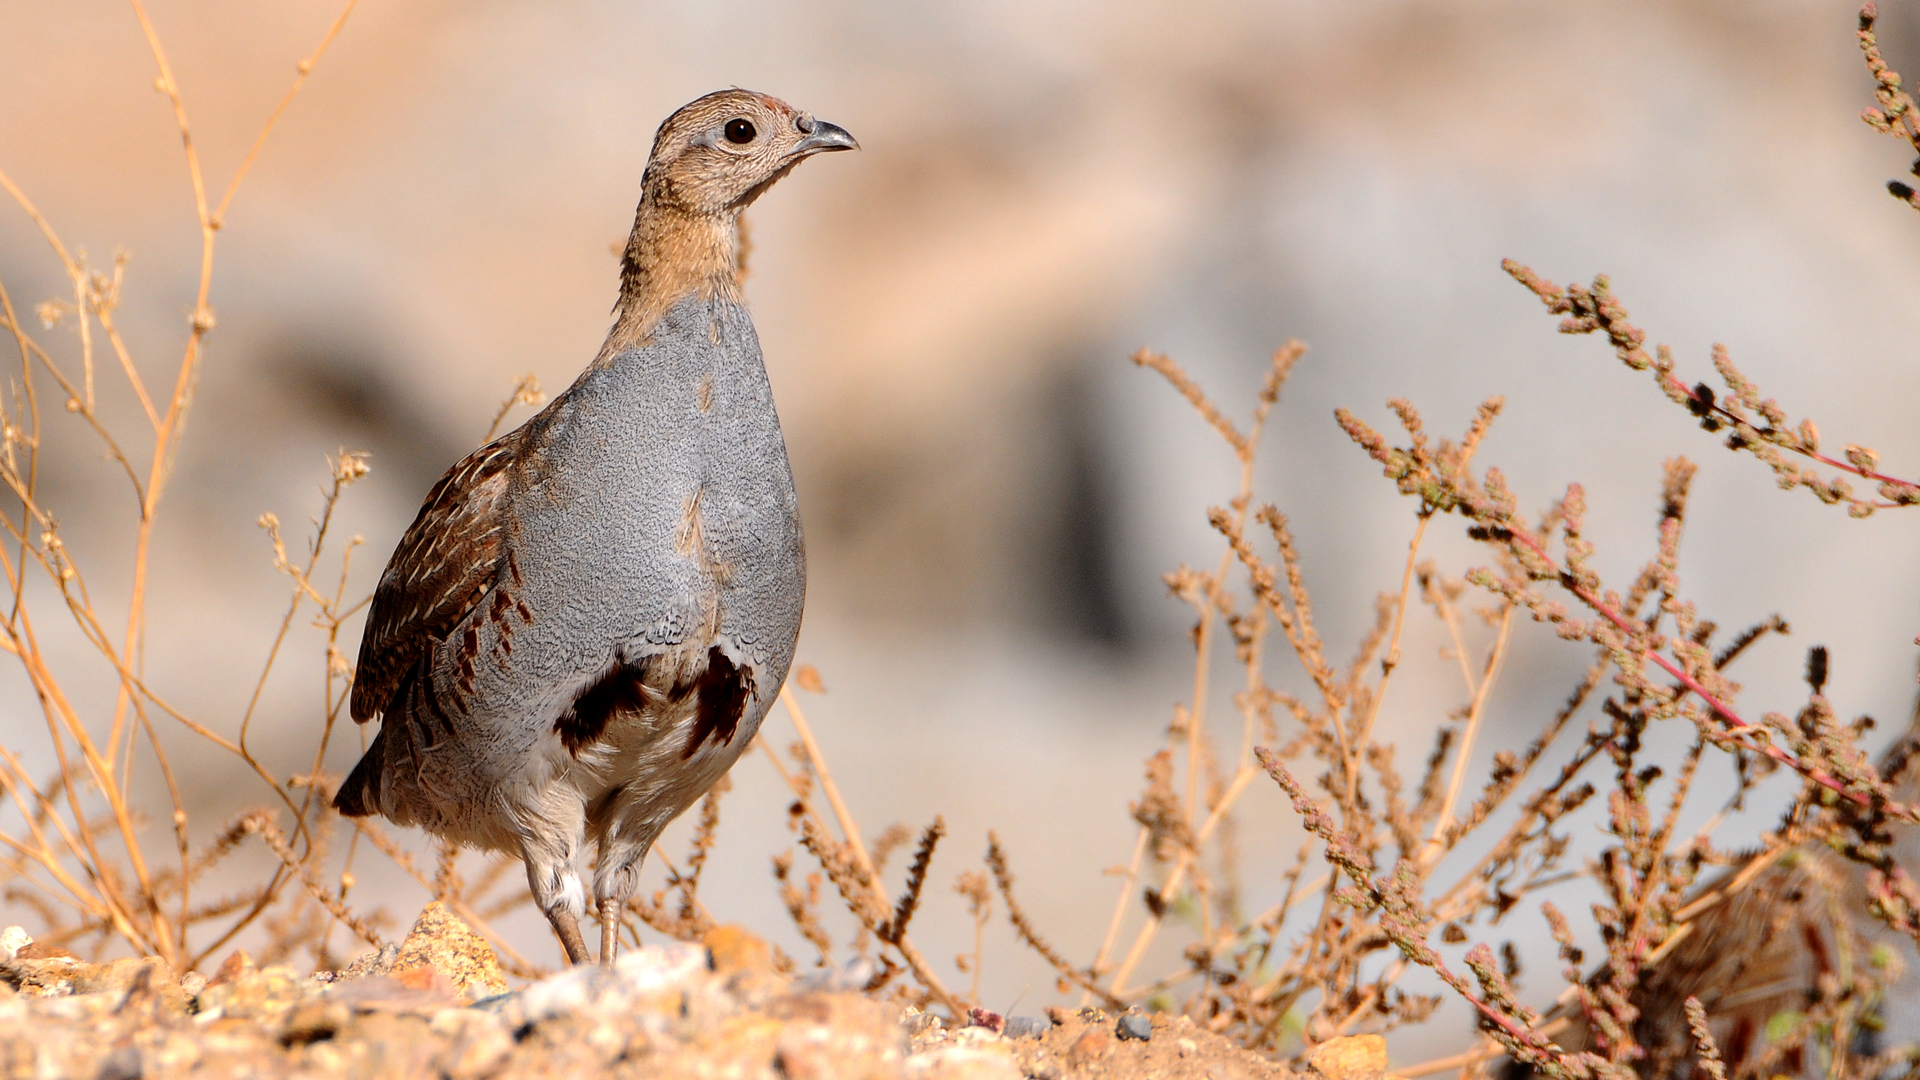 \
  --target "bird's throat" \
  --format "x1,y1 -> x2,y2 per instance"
604,204 -> 741,357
